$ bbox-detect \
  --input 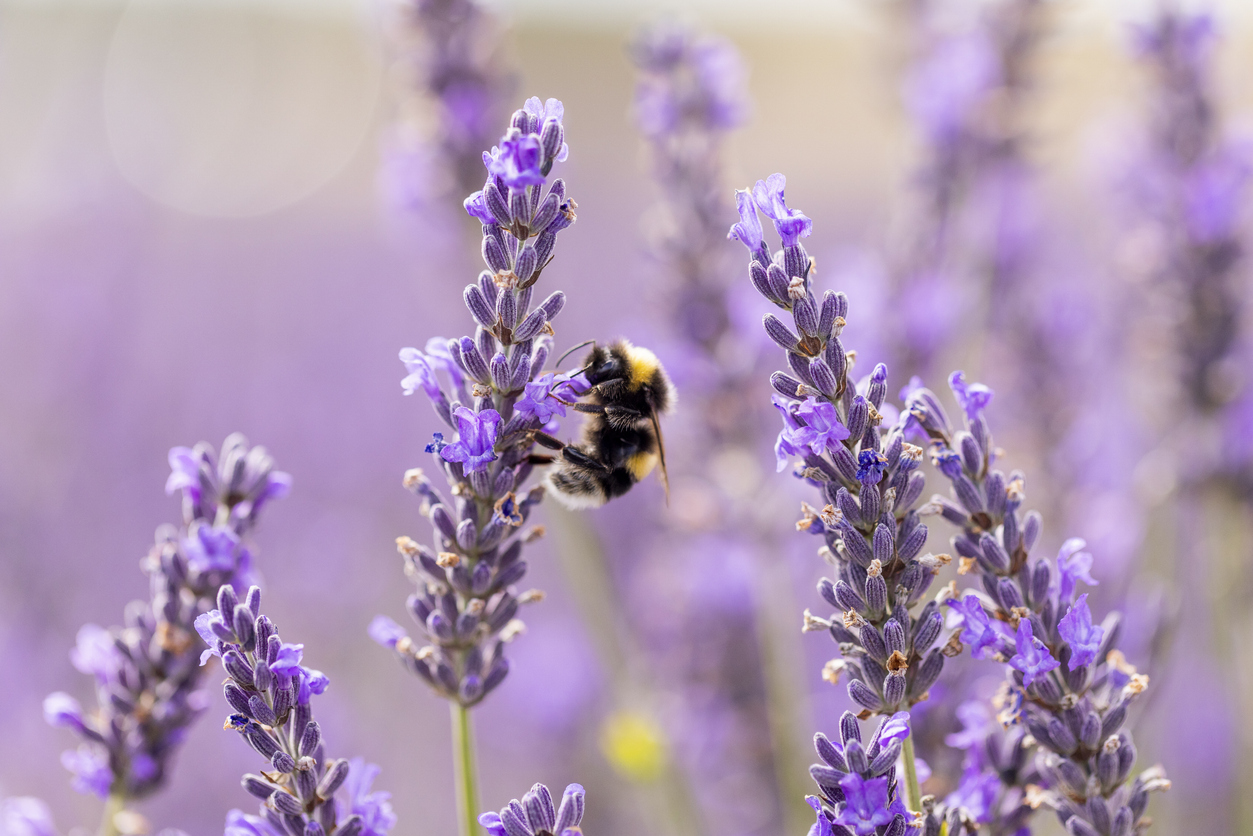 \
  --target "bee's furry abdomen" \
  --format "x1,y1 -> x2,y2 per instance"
546,466 -> 609,509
